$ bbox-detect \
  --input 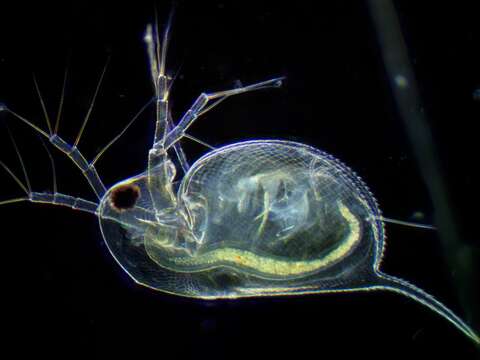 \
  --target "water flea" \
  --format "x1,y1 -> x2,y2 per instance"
0,11 -> 478,347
